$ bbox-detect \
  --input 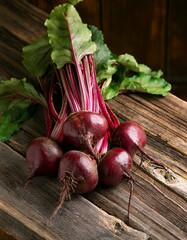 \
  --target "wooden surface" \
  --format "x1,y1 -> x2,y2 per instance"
0,0 -> 187,239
